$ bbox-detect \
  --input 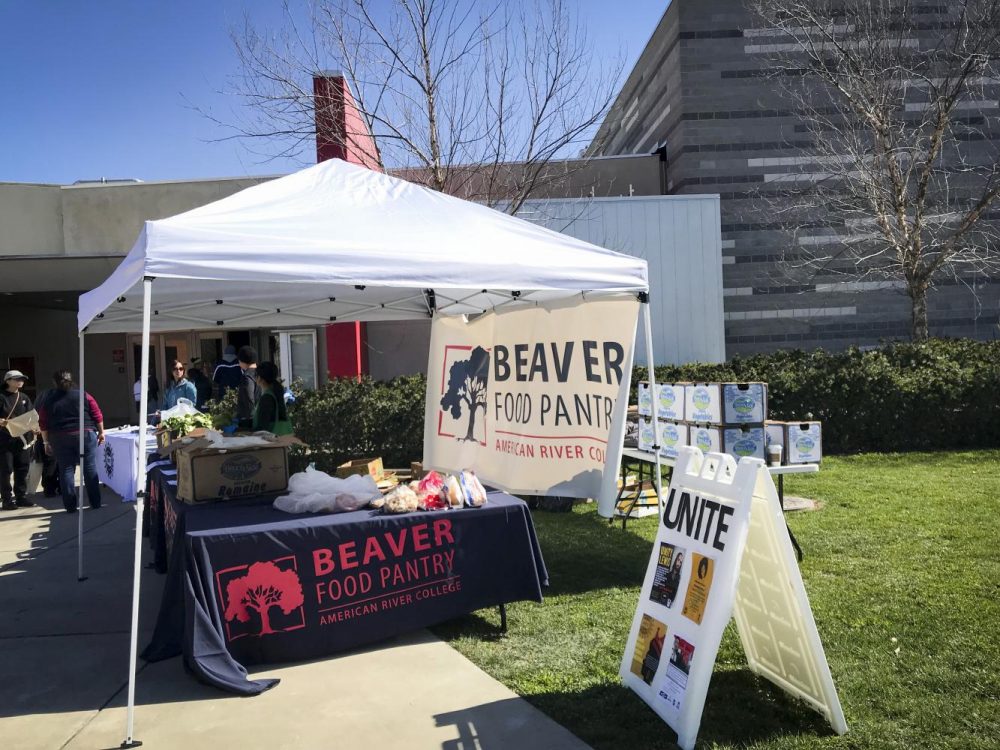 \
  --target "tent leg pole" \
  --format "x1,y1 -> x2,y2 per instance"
123,277 -> 153,749
78,332 -> 86,581
642,302 -> 665,518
